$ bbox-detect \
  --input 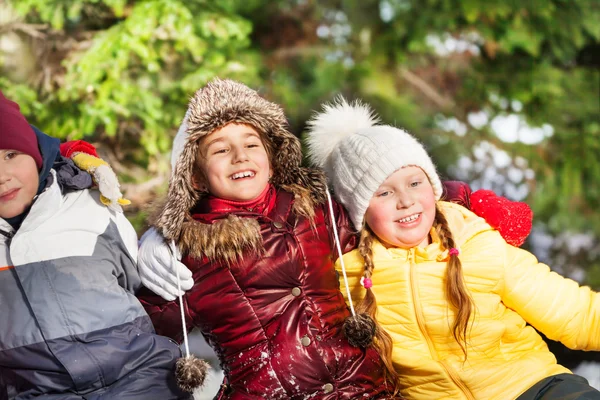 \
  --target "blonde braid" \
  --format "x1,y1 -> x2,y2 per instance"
434,204 -> 473,357
353,227 -> 402,395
